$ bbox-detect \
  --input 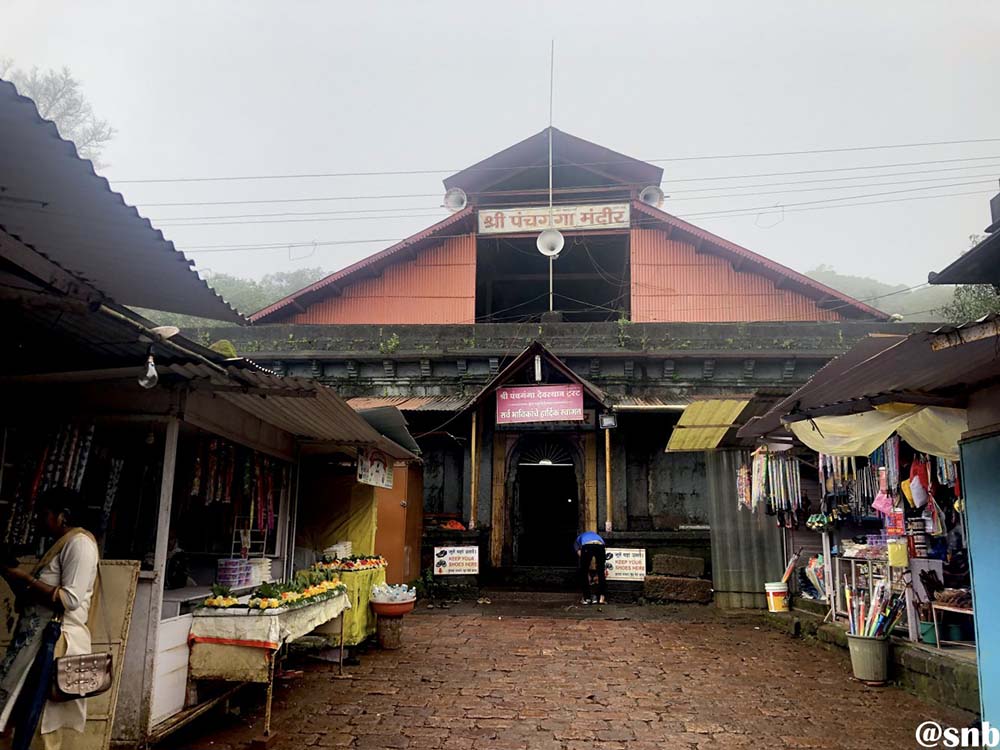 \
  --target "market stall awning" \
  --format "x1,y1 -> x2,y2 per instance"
165,363 -> 418,460
0,79 -> 242,322
346,396 -> 470,412
737,334 -> 907,439
666,399 -> 751,452
787,403 -> 967,460
354,406 -> 422,456
738,317 -> 1000,458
